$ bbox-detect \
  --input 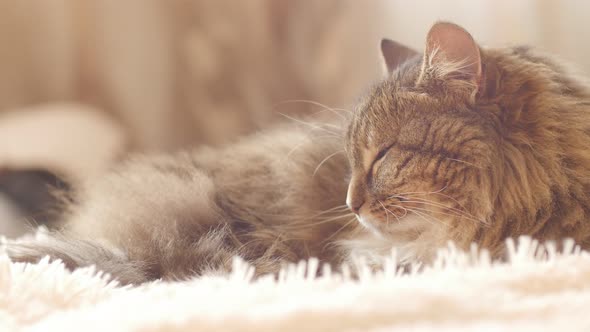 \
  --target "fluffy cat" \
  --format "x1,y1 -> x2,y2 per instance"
5,22 -> 590,284
346,22 -> 590,261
